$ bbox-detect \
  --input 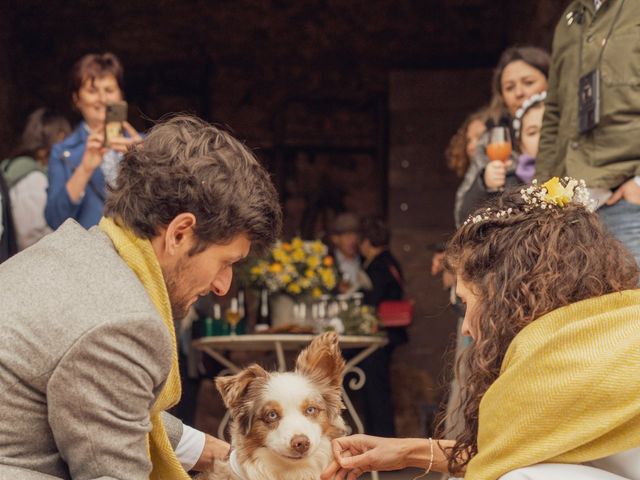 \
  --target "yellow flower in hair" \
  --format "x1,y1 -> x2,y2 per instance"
543,177 -> 577,207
